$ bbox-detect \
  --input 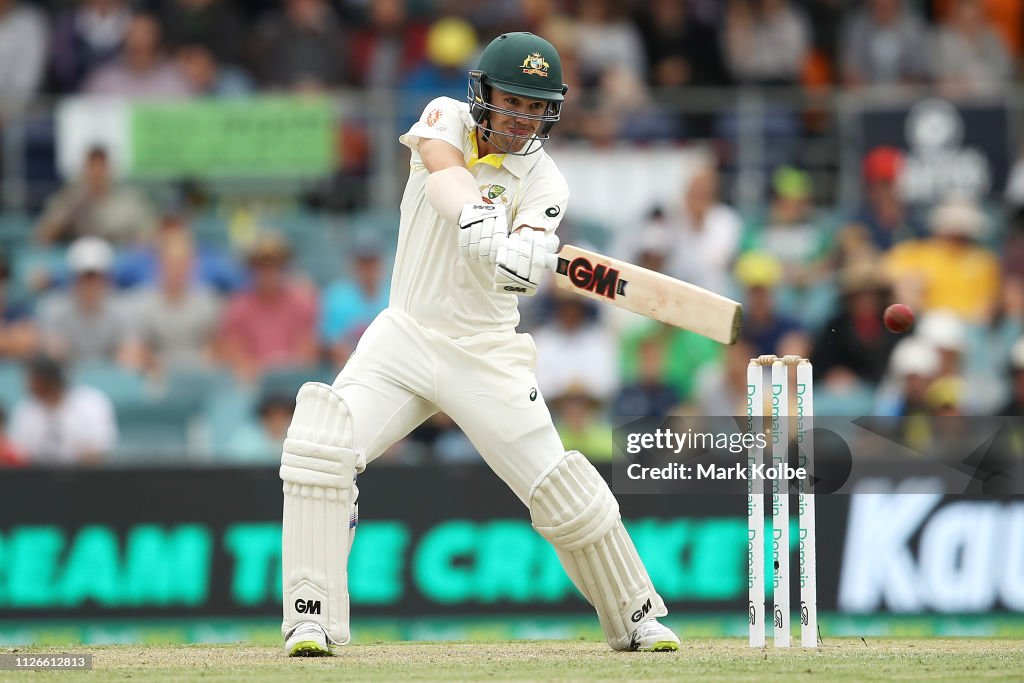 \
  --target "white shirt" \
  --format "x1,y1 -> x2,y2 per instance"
656,204 -> 742,296
396,97 -> 569,337
532,322 -> 619,401
9,386 -> 118,464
